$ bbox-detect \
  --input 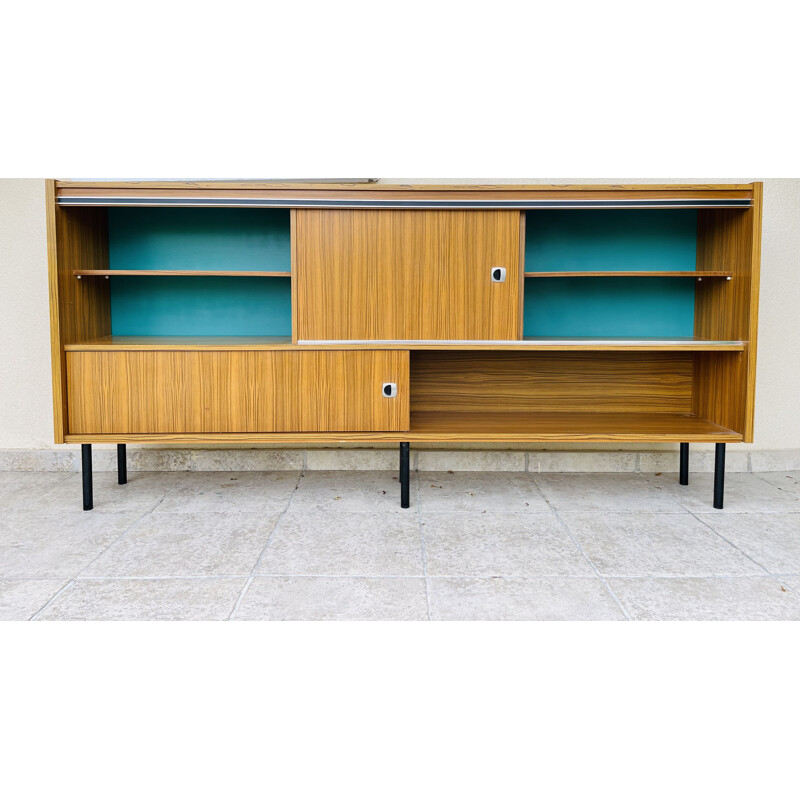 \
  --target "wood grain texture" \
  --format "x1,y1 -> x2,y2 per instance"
745,182 -> 763,441
62,411 -> 741,445
47,193 -> 111,442
296,210 -> 521,340
65,336 -> 744,352
56,181 -> 756,192
290,208 -> 299,344
693,184 -> 762,440
409,411 -> 741,442
411,352 -> 694,414
56,183 -> 755,205
72,270 -> 290,277
525,271 -> 733,278
67,350 -> 409,434
48,182 -> 761,449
